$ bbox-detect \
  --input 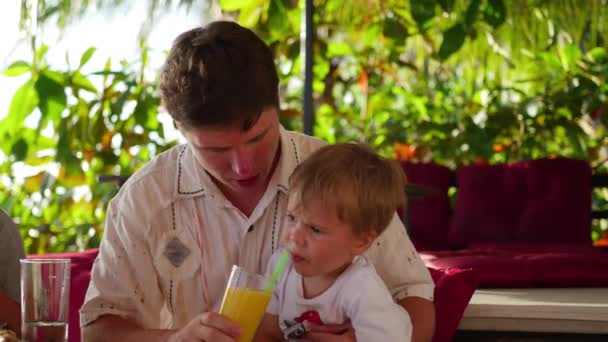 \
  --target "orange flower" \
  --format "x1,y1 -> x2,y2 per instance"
358,70 -> 368,93
474,156 -> 487,165
595,231 -> 608,247
493,144 -> 505,152
394,142 -> 416,161
101,131 -> 113,150
281,108 -> 300,119
83,150 -> 94,161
